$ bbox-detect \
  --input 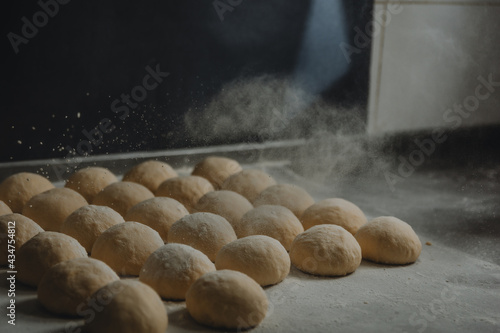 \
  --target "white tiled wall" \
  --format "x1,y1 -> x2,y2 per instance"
367,1 -> 500,134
